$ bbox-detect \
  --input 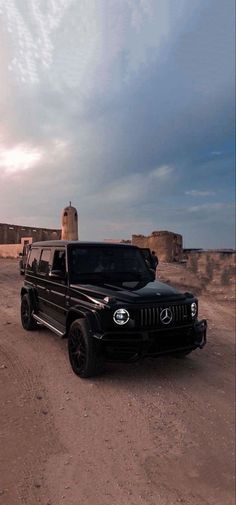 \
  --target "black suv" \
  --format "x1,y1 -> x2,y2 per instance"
20,241 -> 207,378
